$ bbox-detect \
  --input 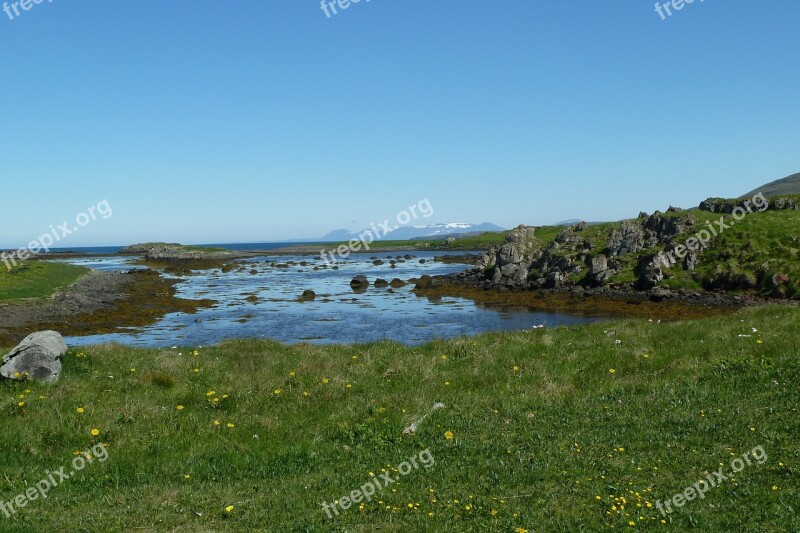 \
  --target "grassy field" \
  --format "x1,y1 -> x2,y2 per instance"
0,261 -> 88,301
0,305 -> 797,531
